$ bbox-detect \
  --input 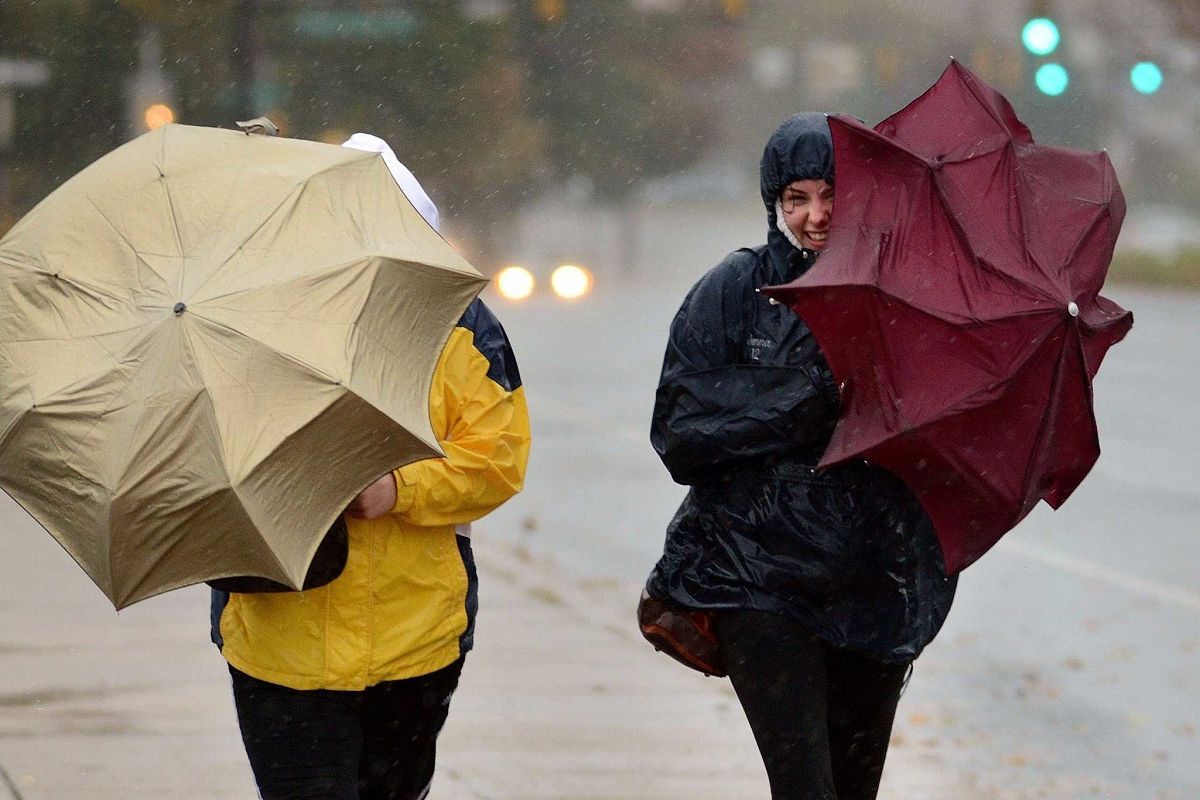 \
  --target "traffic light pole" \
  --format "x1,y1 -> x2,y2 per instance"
233,0 -> 261,121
